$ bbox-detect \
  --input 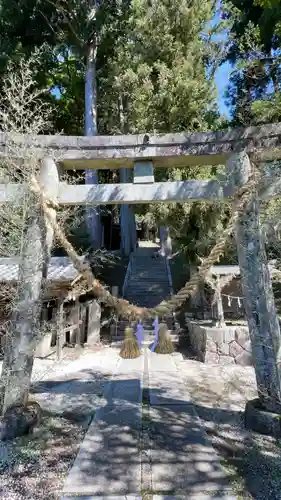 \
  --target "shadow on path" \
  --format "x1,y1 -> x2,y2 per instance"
27,367 -> 281,499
